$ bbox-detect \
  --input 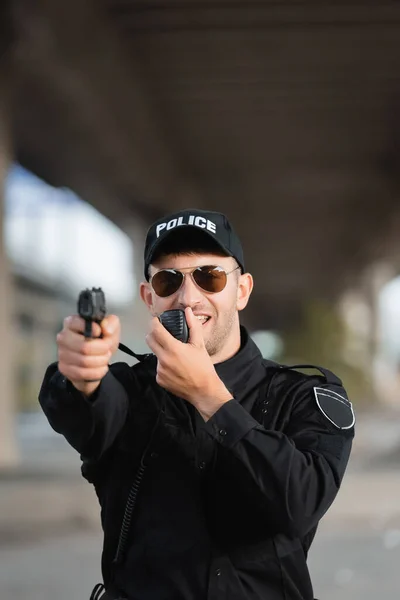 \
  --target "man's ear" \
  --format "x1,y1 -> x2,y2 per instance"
236,272 -> 253,312
140,281 -> 154,311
